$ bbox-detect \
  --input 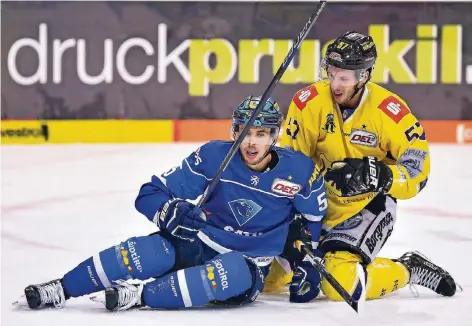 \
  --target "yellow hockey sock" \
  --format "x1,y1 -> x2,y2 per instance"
263,259 -> 293,293
321,251 -> 410,301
